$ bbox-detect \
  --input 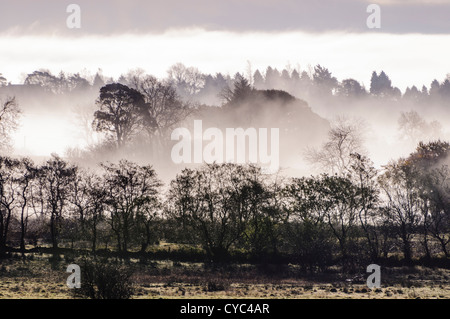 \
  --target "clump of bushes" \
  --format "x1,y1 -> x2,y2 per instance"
75,258 -> 135,299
